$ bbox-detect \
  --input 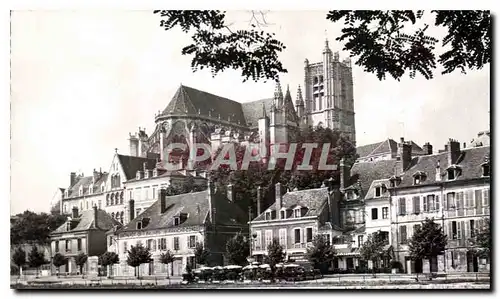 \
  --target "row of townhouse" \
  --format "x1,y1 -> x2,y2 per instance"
249,136 -> 490,274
